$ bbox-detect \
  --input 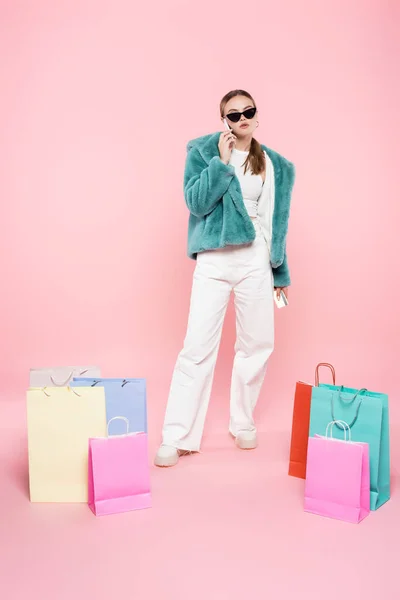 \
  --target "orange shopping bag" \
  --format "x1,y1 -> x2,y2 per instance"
288,363 -> 336,479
